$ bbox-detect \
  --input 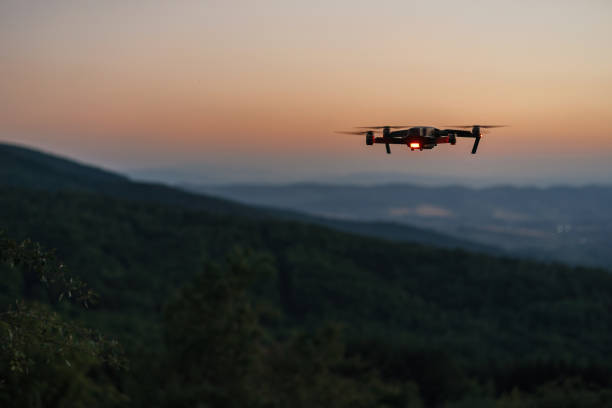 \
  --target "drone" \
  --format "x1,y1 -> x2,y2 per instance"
337,125 -> 505,154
